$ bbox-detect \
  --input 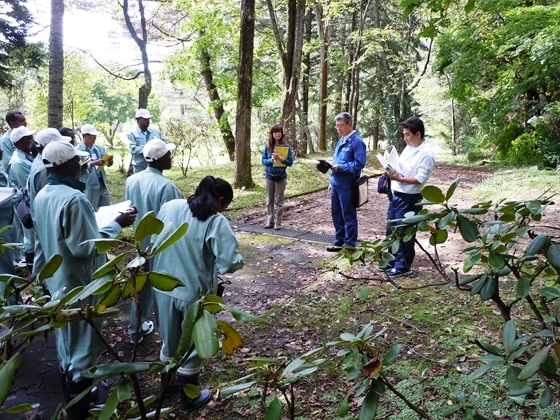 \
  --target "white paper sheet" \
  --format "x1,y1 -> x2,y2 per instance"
95,200 -> 132,229
376,146 -> 401,174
